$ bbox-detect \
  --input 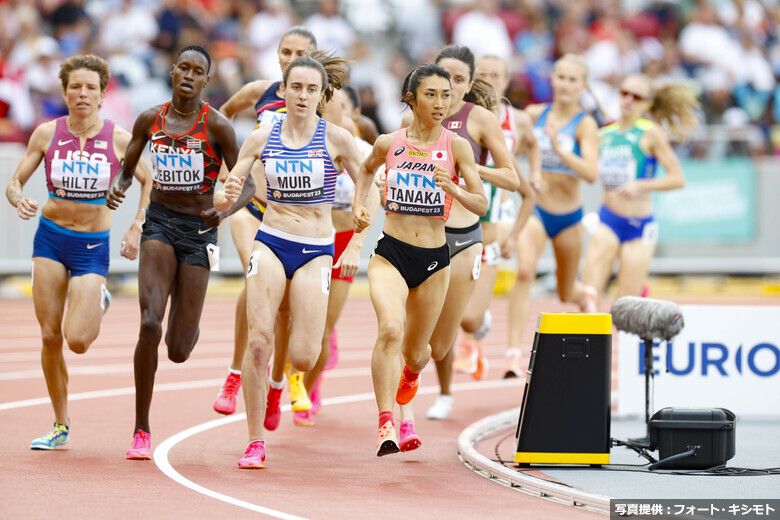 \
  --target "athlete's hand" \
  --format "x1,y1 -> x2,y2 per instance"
433,165 -> 457,195
333,242 -> 360,279
16,197 -> 39,220
530,171 -> 546,194
617,181 -> 641,199
499,233 -> 516,259
353,206 -> 370,233
120,224 -> 142,260
106,176 -> 132,210
201,207 -> 224,227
